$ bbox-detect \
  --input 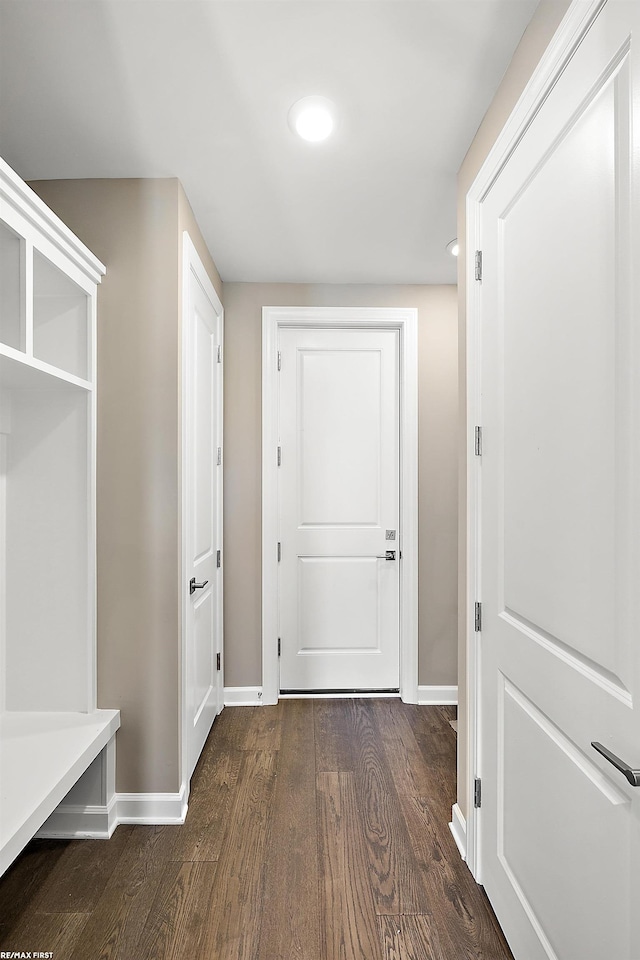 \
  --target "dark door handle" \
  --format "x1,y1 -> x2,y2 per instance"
376,551 -> 396,560
591,742 -> 640,787
189,578 -> 209,595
